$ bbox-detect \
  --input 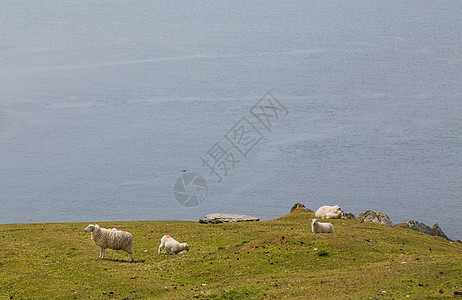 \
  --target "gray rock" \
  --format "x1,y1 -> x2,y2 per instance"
358,210 -> 396,229
204,213 -> 260,224
290,203 -> 313,213
341,212 -> 357,220
406,220 -> 433,235
430,223 -> 450,240
406,220 -> 450,241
